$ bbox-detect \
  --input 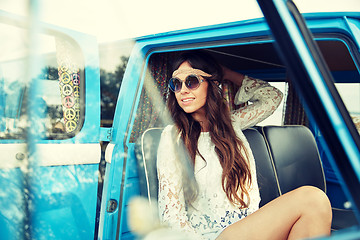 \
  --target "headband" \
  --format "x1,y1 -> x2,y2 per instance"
172,67 -> 212,78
